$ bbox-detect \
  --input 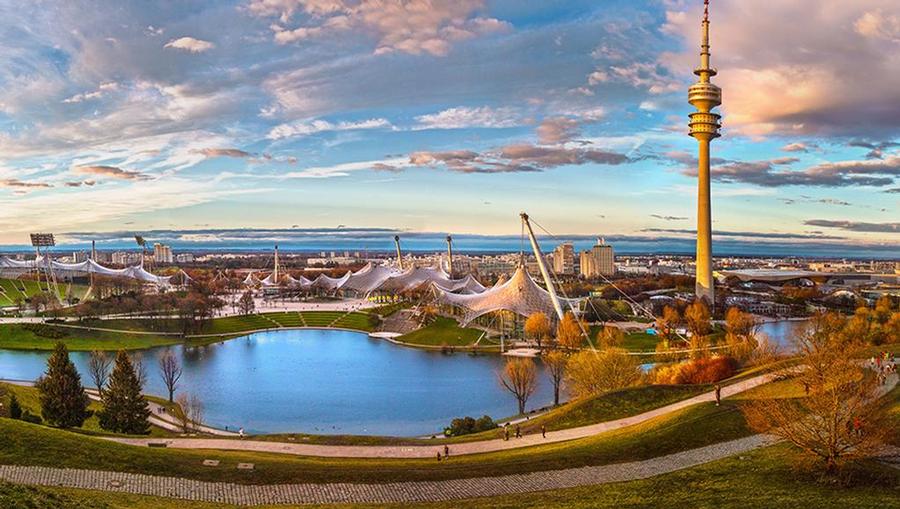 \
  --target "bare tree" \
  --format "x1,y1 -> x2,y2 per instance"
86,350 -> 112,395
498,358 -> 538,415
157,350 -> 183,403
238,290 -> 255,316
543,350 -> 568,406
130,353 -> 148,388
741,313 -> 891,474
175,393 -> 191,432
187,393 -> 204,432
